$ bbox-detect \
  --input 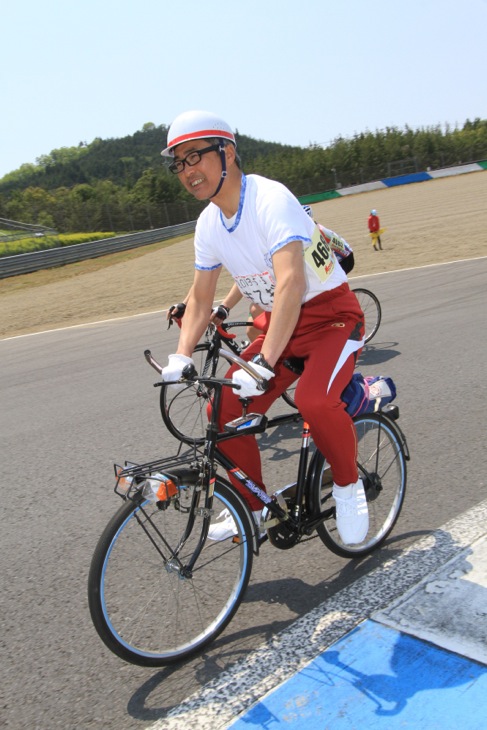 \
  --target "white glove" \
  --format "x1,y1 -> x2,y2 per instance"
161,354 -> 194,391
232,363 -> 274,398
